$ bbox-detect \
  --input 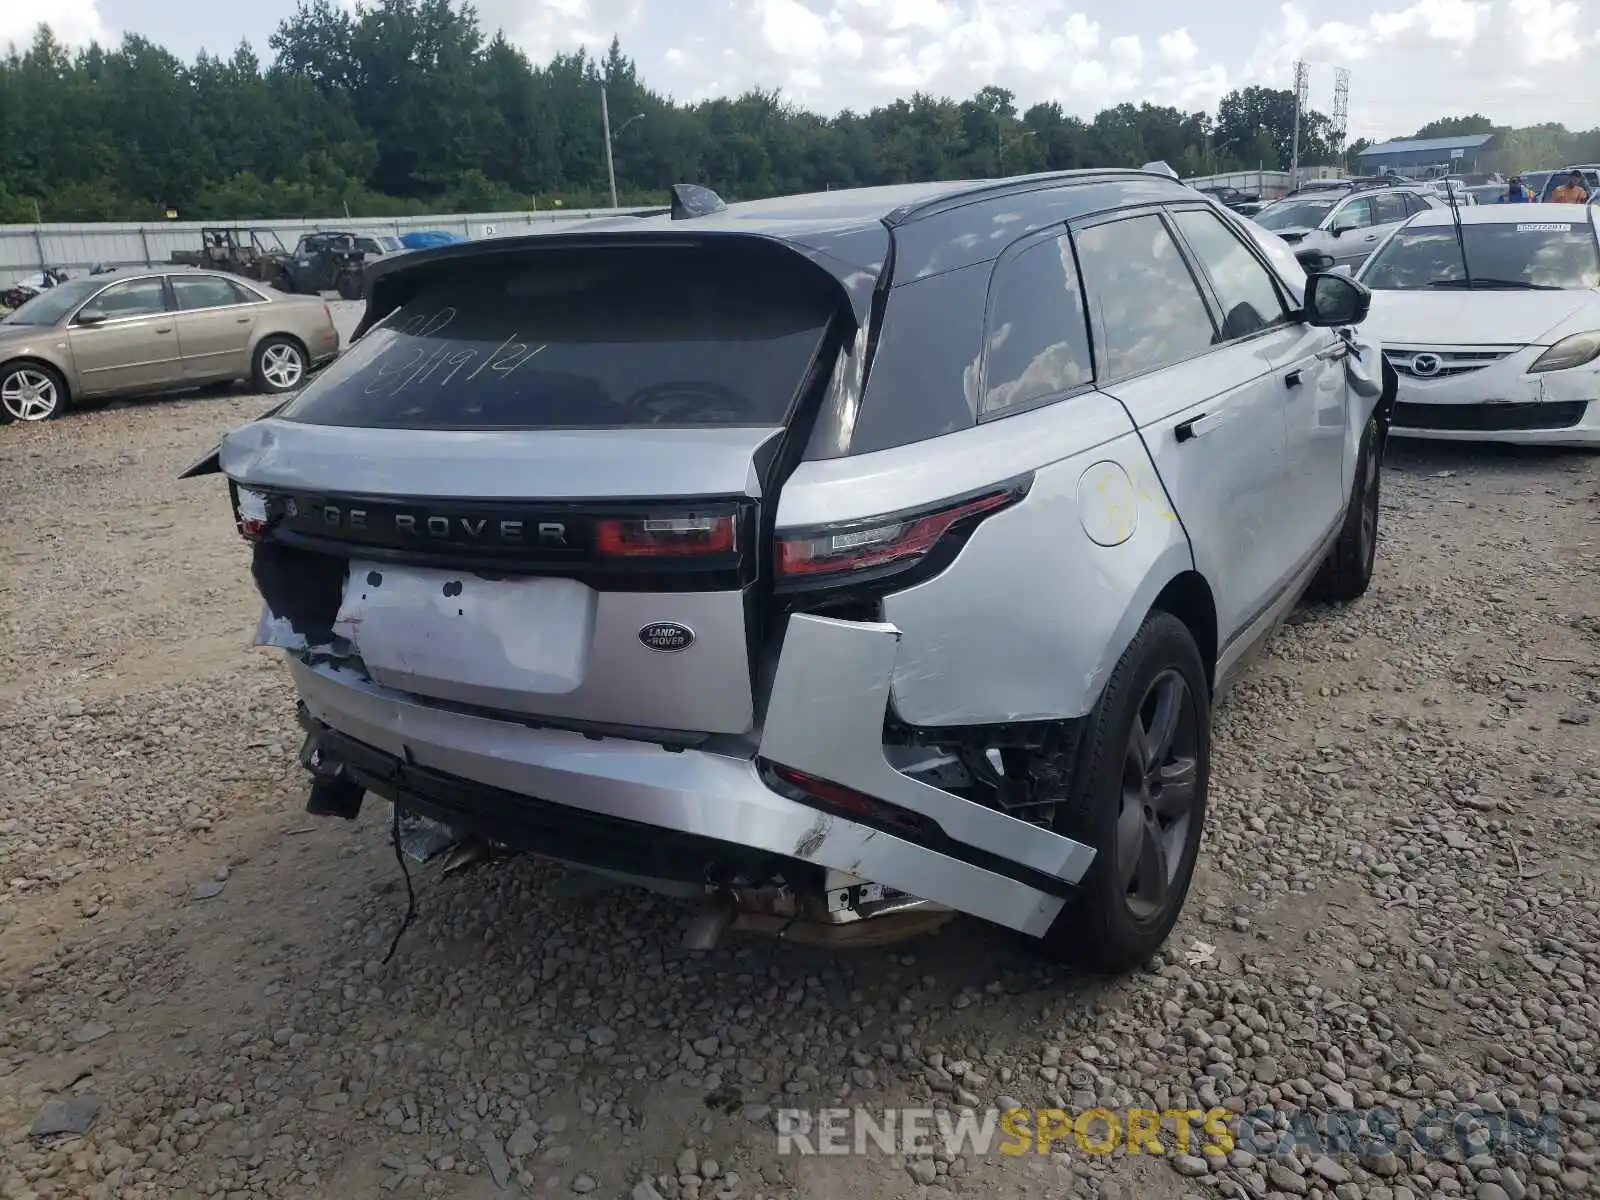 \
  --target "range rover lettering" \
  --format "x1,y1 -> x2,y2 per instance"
187,173 -> 1392,972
